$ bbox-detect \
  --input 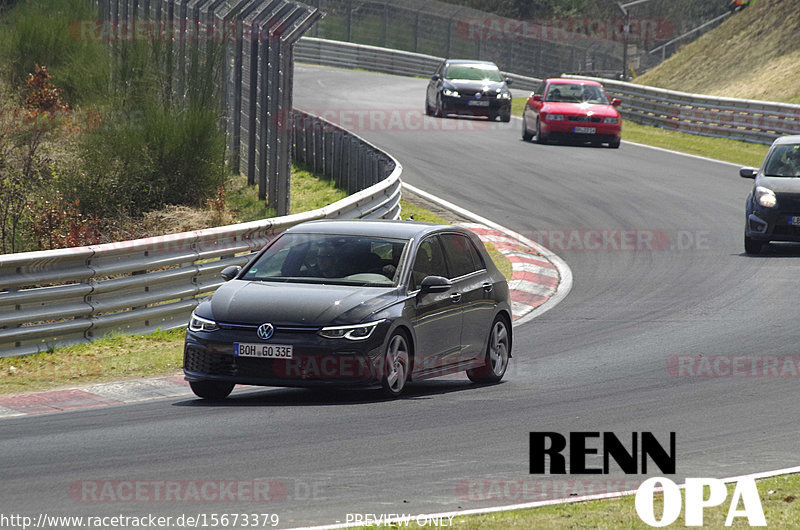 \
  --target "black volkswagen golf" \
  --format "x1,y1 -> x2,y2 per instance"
184,219 -> 512,399
741,135 -> 800,254
425,59 -> 513,122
